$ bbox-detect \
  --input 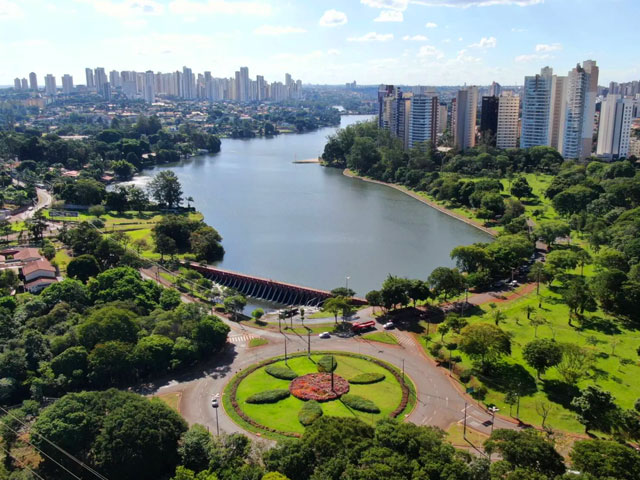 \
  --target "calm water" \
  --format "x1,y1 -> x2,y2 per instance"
143,115 -> 491,297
